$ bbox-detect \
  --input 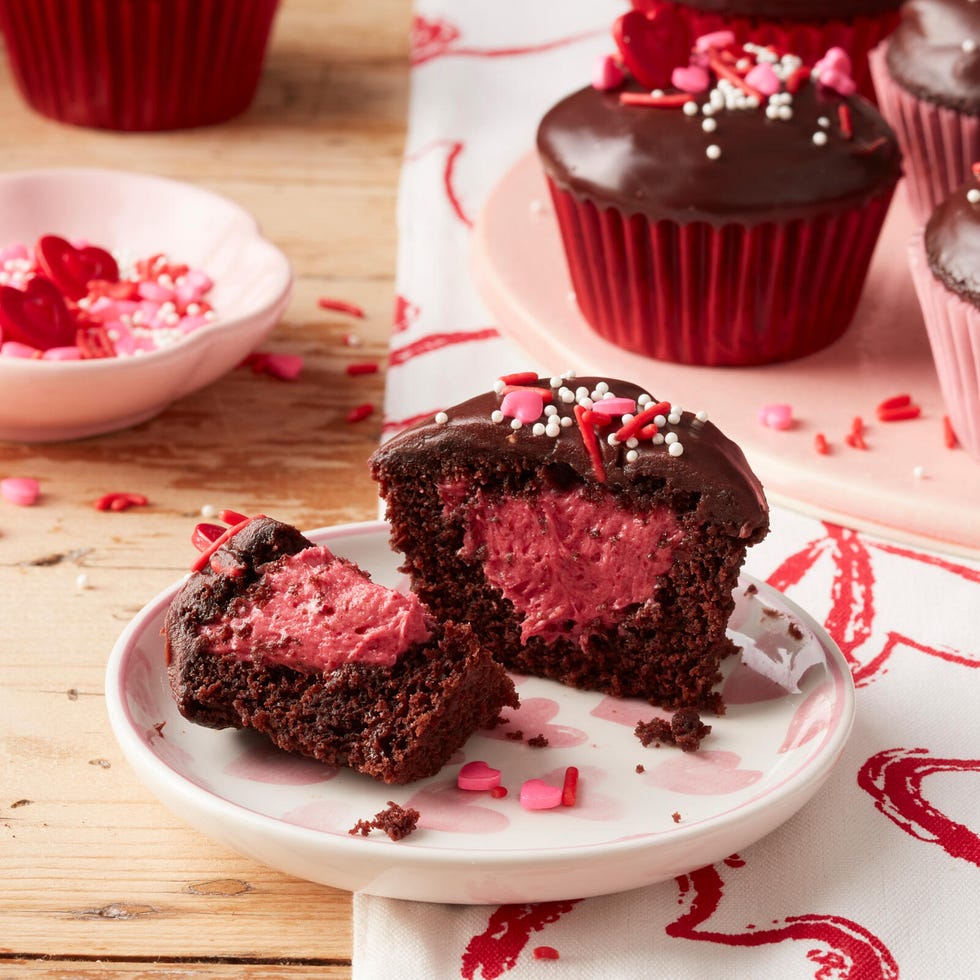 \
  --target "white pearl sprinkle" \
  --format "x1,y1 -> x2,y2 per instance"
627,437 -> 639,449
201,504 -> 218,518
626,449 -> 639,463
510,418 -> 522,430
665,431 -> 679,445
435,411 -> 449,425
578,396 -> 594,410
777,105 -> 793,121
702,117 -> 717,133
651,89 -> 664,98
669,442 -> 685,457
607,433 -> 619,446
530,199 -> 545,214
765,104 -> 781,120
544,404 -> 558,416
637,393 -> 652,406
696,410 -> 709,422
668,412 -> 682,425
560,416 -> 573,428
812,130 -> 828,146
493,380 -> 505,394
964,39 -> 978,54
818,116 -> 830,128
654,414 -> 667,427
75,573 -> 90,590
549,376 -> 563,388
491,410 -> 504,423
547,425 -> 561,438
594,381 -> 609,394
968,189 -> 980,204
913,465 -> 926,479
653,433 -> 665,445
532,422 -> 546,436
560,388 -> 576,404
563,369 -> 577,380
706,144 -> 722,160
